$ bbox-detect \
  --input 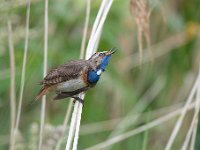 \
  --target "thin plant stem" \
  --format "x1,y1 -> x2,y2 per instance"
55,100 -> 73,150
72,95 -> 84,150
182,69 -> 200,150
7,20 -> 16,150
118,32 -> 188,69
190,66 -> 200,149
165,74 -> 200,150
84,102 -> 196,150
106,77 -> 164,146
38,0 -> 48,149
55,1 -> 91,149
142,124 -> 149,150
80,0 -> 90,59
138,27 -> 143,62
69,0 -> 92,147
65,102 -> 79,150
70,1 -> 113,149
86,0 -> 106,54
59,102 -> 185,142
181,107 -> 199,150
79,102 -> 184,135
92,0 -> 113,56
86,0 -> 113,59
191,127 -> 197,150
65,0 -> 113,149
13,0 -> 30,148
